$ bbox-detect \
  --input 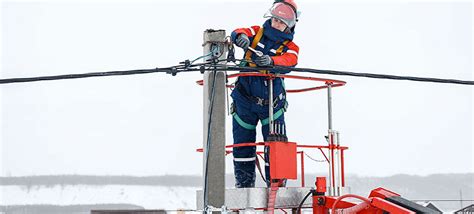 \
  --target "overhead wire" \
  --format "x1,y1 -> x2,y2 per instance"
1,61 -> 472,85
226,65 -> 474,85
0,67 -> 175,84
275,66 -> 474,85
